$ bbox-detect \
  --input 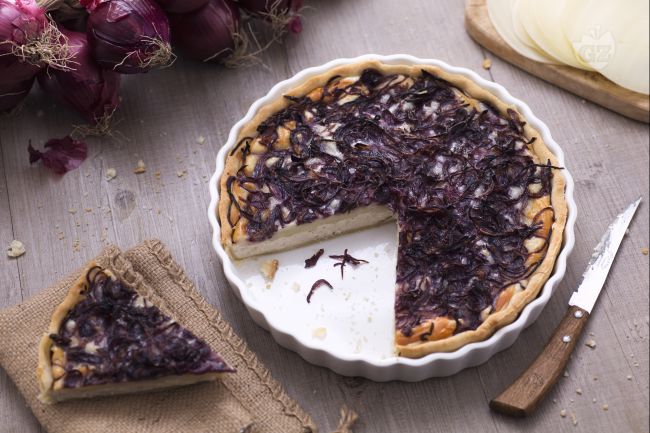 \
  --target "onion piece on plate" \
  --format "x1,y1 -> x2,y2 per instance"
488,0 -> 556,63
563,0 -> 649,94
517,0 -> 593,70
